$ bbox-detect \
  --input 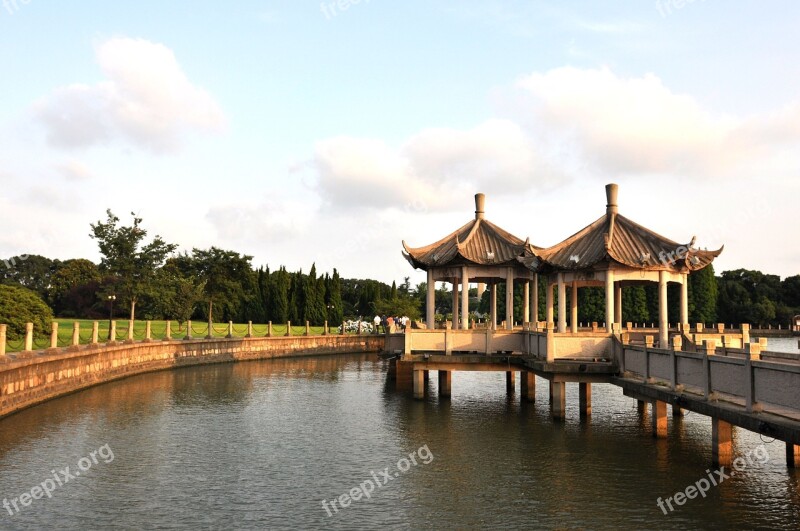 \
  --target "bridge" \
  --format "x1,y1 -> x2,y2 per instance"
384,323 -> 800,469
